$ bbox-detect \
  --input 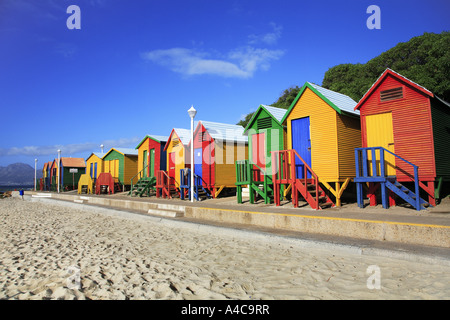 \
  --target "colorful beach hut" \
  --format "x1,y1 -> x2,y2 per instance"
354,68 -> 450,210
272,82 -> 361,209
130,135 -> 169,197
102,148 -> 138,191
49,159 -> 59,191
235,105 -> 287,204
60,158 -> 86,191
183,120 -> 248,200
86,153 -> 104,181
156,128 -> 191,198
42,161 -> 52,191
